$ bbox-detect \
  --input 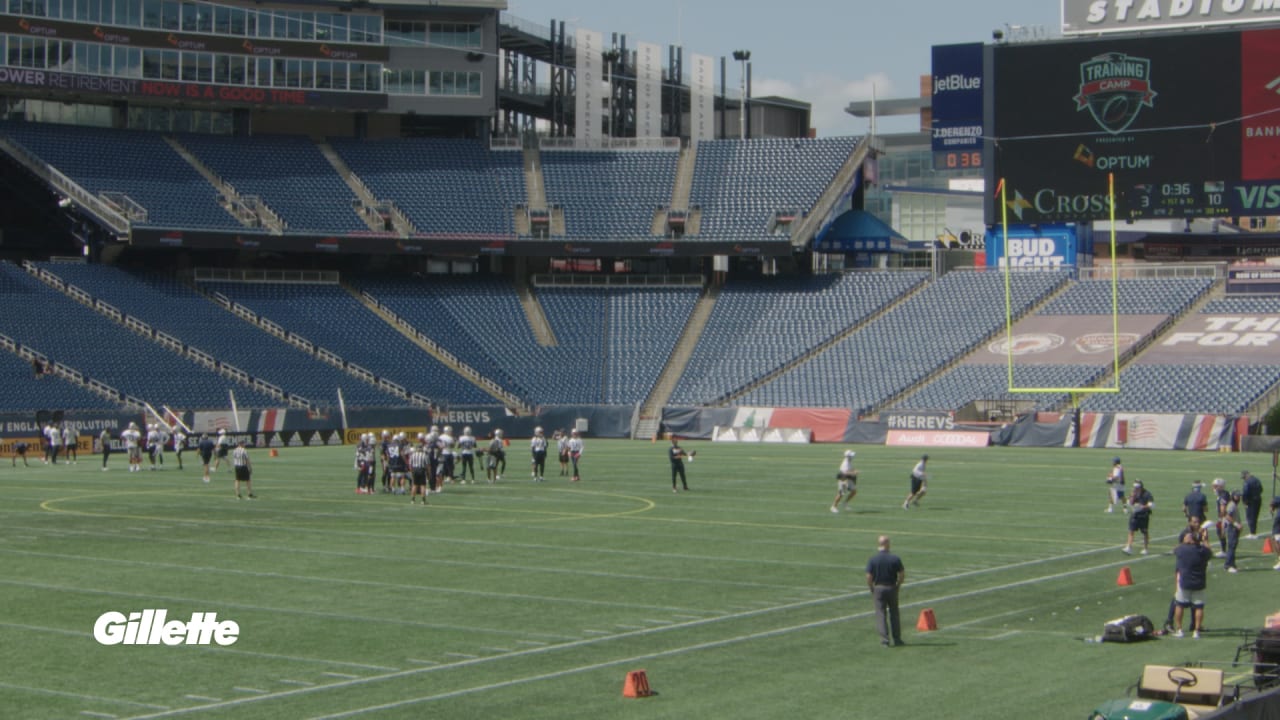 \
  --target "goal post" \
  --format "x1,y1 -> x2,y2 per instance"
998,173 -> 1120,397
